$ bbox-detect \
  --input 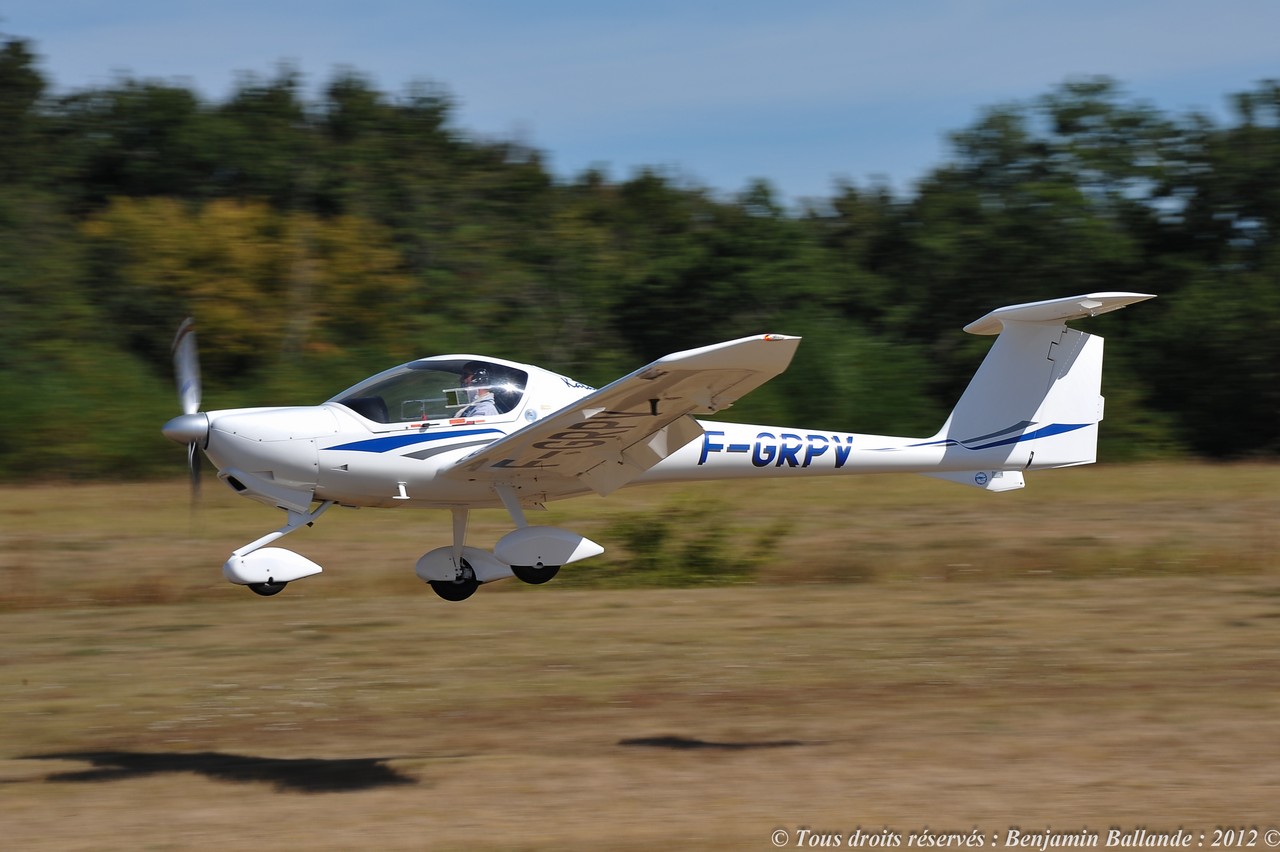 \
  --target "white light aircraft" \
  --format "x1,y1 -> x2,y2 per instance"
162,292 -> 1154,601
